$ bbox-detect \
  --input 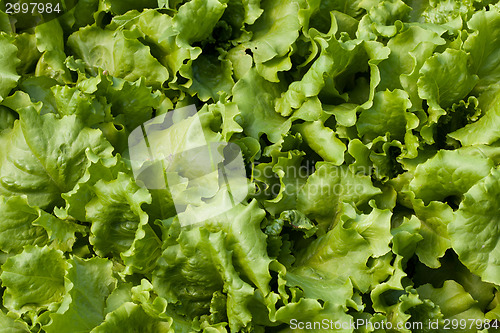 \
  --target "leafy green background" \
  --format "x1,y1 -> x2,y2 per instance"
1,0 -> 500,332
